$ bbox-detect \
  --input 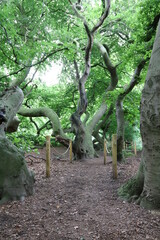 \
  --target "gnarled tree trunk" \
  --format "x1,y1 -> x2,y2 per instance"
0,87 -> 34,204
116,59 -> 146,162
70,102 -> 108,159
69,0 -> 110,159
